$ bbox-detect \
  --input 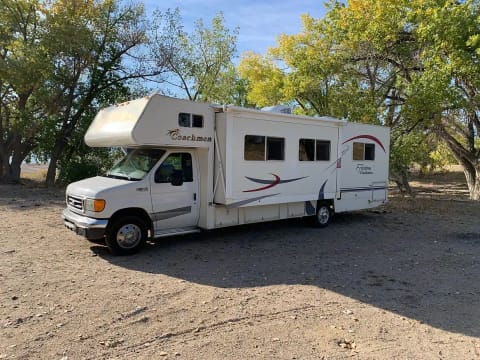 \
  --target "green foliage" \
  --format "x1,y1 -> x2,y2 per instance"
0,0 -> 150,185
238,52 -> 285,107
149,9 -> 240,103
0,0 -> 49,181
57,159 -> 101,184
56,147 -> 123,184
429,142 -> 457,172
